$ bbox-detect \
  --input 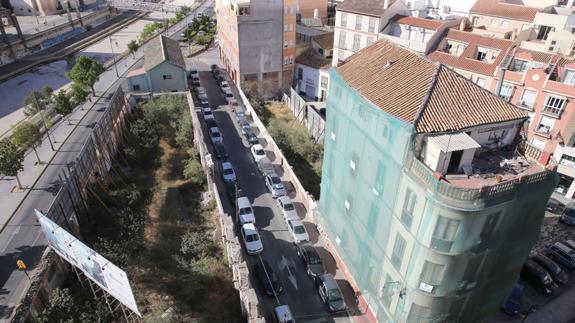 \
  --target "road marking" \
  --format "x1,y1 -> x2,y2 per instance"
279,255 -> 298,290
